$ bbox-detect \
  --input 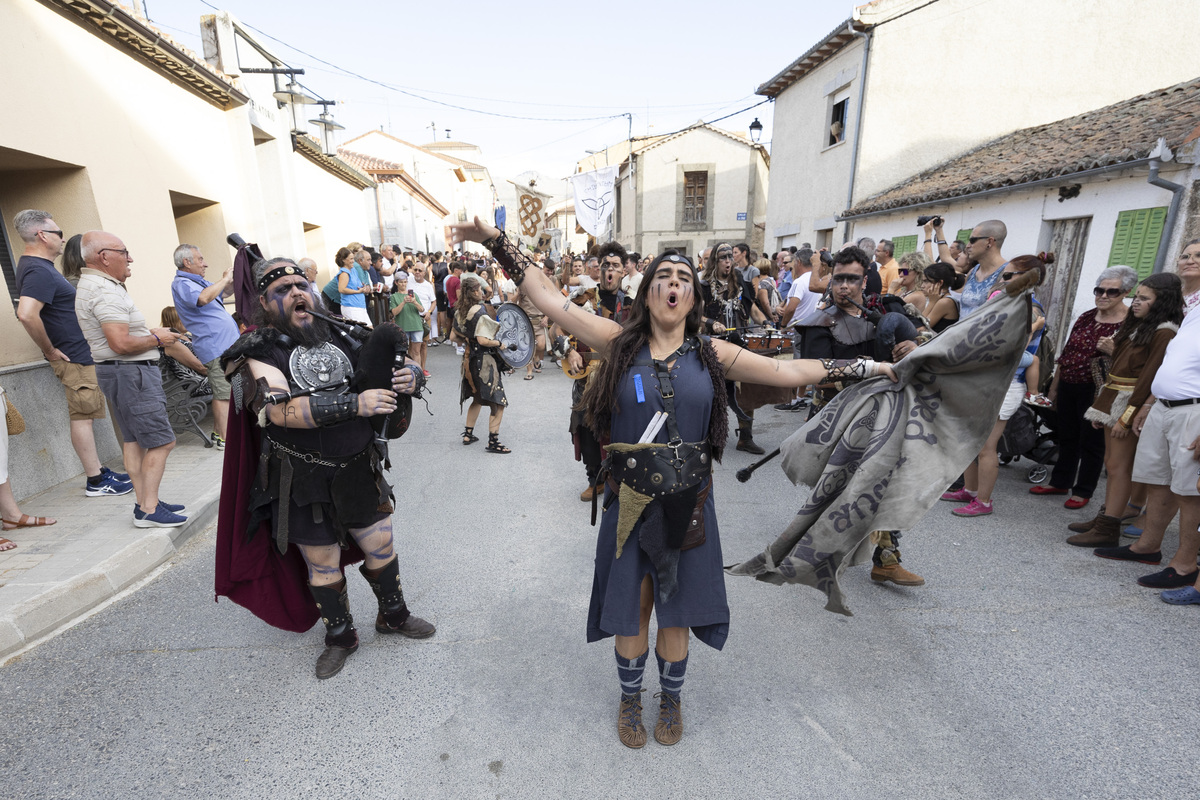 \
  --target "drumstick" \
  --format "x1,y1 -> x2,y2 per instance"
633,412 -> 662,443
648,411 -> 669,442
